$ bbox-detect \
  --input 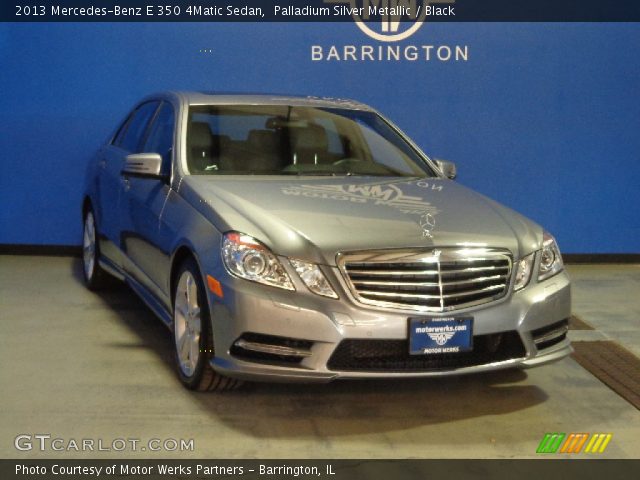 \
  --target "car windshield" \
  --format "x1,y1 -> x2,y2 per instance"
186,105 -> 437,177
